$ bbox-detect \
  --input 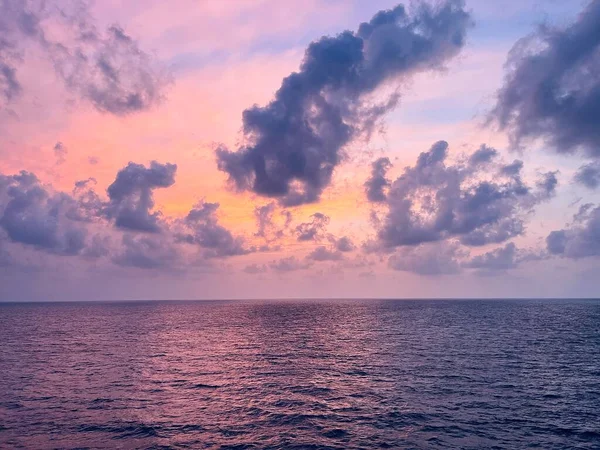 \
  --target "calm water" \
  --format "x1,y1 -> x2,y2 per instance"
1,299 -> 599,449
